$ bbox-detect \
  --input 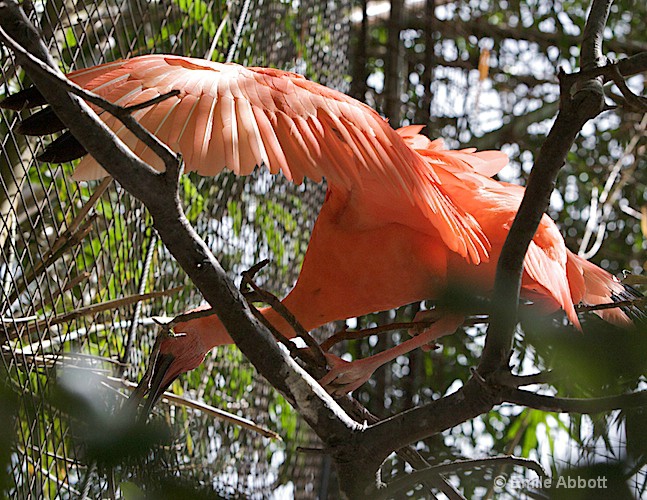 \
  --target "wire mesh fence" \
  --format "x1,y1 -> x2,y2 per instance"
1,0 -> 350,497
